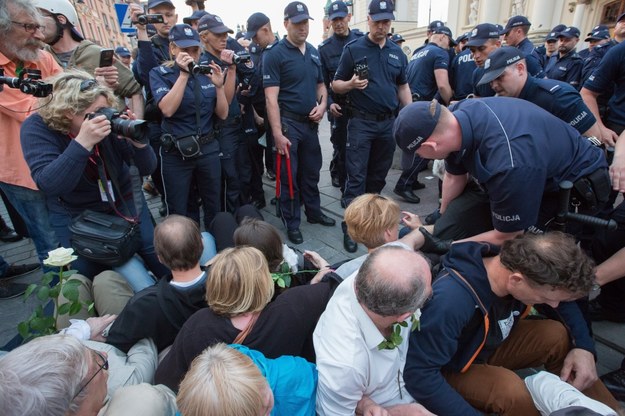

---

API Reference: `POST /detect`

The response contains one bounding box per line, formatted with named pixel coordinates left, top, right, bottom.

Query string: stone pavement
left=0, top=119, right=623, bottom=379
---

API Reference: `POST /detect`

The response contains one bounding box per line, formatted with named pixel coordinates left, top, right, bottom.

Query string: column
left=480, top=0, right=502, bottom=25
left=528, top=0, right=560, bottom=33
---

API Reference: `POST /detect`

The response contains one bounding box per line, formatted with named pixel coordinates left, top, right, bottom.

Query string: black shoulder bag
left=69, top=145, right=143, bottom=267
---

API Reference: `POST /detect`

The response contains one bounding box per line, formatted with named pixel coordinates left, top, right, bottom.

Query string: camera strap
left=193, top=76, right=202, bottom=136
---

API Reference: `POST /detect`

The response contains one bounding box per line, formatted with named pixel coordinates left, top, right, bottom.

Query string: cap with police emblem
left=328, top=1, right=349, bottom=21
left=477, top=46, right=525, bottom=86
left=147, top=0, right=174, bottom=10
left=466, top=23, right=501, bottom=47
left=391, top=33, right=405, bottom=44
left=183, top=10, right=208, bottom=25
left=585, top=29, right=610, bottom=42
left=500, top=15, right=531, bottom=35
left=558, top=26, right=580, bottom=39
left=114, top=46, right=131, bottom=57
left=546, top=24, right=566, bottom=41
left=432, top=25, right=456, bottom=46
left=168, top=24, right=201, bottom=48
left=455, top=32, right=470, bottom=44
left=368, top=0, right=395, bottom=22
left=587, top=24, right=608, bottom=36
left=284, top=2, right=313, bottom=23
left=394, top=100, right=442, bottom=153
left=197, top=13, right=234, bottom=34
left=428, top=20, right=444, bottom=31
left=244, top=12, right=270, bottom=39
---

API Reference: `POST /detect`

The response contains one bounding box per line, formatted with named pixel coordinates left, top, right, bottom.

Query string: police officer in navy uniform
left=333, top=0, right=411, bottom=252
left=466, top=23, right=501, bottom=97
left=197, top=13, right=254, bottom=212
left=394, top=98, right=609, bottom=246
left=479, top=47, right=601, bottom=138
left=545, top=26, right=583, bottom=90
left=449, top=33, right=476, bottom=101
left=581, top=28, right=612, bottom=83
left=149, top=24, right=228, bottom=228
left=393, top=25, right=455, bottom=204
left=499, top=15, right=544, bottom=77
left=263, top=2, right=334, bottom=245
left=318, top=1, right=363, bottom=194
left=535, top=24, right=566, bottom=68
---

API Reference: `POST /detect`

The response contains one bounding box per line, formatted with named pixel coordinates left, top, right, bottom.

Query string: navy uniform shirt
left=449, top=49, right=476, bottom=100
left=246, top=38, right=278, bottom=109
left=406, top=42, right=450, bottom=101
left=518, top=76, right=597, bottom=134
left=582, top=39, right=617, bottom=83
left=334, top=35, right=408, bottom=114
left=545, top=51, right=583, bottom=89
left=445, top=97, right=606, bottom=233
left=472, top=67, right=496, bottom=97
left=149, top=64, right=218, bottom=137
left=516, top=38, right=544, bottom=78
left=578, top=47, right=590, bottom=60
left=263, top=38, right=323, bottom=116
left=584, top=40, right=625, bottom=126
left=319, top=28, right=363, bottom=106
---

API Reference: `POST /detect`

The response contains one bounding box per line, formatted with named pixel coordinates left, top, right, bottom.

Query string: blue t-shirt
left=318, top=29, right=364, bottom=105
left=334, top=35, right=408, bottom=113
left=446, top=97, right=607, bottom=233
left=545, top=51, right=583, bottom=89
left=584, top=40, right=625, bottom=126
left=406, top=42, right=450, bottom=101
left=449, top=49, right=477, bottom=100
left=262, top=38, right=323, bottom=116
left=518, top=76, right=597, bottom=134
left=149, top=64, right=218, bottom=137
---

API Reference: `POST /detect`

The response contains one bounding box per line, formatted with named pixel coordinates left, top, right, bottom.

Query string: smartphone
left=99, top=48, right=114, bottom=67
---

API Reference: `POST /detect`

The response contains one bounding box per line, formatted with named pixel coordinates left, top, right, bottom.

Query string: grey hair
left=0, top=334, right=90, bottom=416
left=0, top=0, right=42, bottom=36
left=355, top=245, right=430, bottom=317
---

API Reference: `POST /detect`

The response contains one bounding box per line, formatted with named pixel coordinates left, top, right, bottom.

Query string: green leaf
left=390, top=332, right=402, bottom=345
left=283, top=274, right=292, bottom=288
left=48, top=285, right=60, bottom=298
left=398, top=320, right=408, bottom=327
left=276, top=277, right=286, bottom=288
left=64, top=269, right=78, bottom=277
left=61, top=281, right=80, bottom=302
left=36, top=286, right=50, bottom=302
left=57, top=302, right=71, bottom=315
left=86, top=301, right=95, bottom=314
left=30, top=317, right=49, bottom=331
left=23, top=283, right=38, bottom=300
left=41, top=273, right=54, bottom=286
left=17, top=321, right=30, bottom=339
left=69, top=302, right=83, bottom=316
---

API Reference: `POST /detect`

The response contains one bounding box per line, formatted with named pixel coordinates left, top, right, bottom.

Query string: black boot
left=342, top=221, right=358, bottom=253
left=419, top=227, right=452, bottom=254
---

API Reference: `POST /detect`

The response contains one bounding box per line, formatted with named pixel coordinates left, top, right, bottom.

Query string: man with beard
left=0, top=0, right=60, bottom=273
left=263, top=1, right=333, bottom=245
left=545, top=26, right=583, bottom=90
left=332, top=0, right=411, bottom=253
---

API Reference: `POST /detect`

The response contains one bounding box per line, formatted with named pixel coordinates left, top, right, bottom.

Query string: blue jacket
left=404, top=241, right=596, bottom=416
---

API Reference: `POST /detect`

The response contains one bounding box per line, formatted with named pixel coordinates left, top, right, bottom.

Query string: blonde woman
left=155, top=246, right=337, bottom=391
left=20, top=69, right=168, bottom=290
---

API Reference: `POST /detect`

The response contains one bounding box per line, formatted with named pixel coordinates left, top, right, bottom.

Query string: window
left=601, top=0, right=625, bottom=25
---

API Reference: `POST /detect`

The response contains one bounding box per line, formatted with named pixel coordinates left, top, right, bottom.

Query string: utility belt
left=571, top=168, right=611, bottom=213
left=160, top=131, right=215, bottom=160
left=347, top=107, right=396, bottom=121
left=215, top=115, right=242, bottom=128
left=281, top=109, right=318, bottom=130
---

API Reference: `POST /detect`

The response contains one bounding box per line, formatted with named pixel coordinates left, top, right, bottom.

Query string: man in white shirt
left=314, top=245, right=434, bottom=415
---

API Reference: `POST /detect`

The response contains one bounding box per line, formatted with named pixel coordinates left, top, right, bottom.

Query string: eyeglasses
left=73, top=350, right=108, bottom=400
left=79, top=79, right=98, bottom=92
left=11, top=21, right=45, bottom=34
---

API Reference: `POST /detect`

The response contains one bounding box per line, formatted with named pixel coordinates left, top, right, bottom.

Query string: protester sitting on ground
left=177, top=343, right=317, bottom=416
left=20, top=69, right=168, bottom=291
left=59, top=215, right=217, bottom=353
left=155, top=246, right=338, bottom=391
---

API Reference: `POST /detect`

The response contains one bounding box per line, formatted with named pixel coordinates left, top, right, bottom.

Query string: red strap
left=275, top=152, right=281, bottom=198
left=285, top=155, right=294, bottom=199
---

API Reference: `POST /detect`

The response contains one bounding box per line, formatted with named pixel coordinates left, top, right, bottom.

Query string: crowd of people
left=1, top=0, right=625, bottom=414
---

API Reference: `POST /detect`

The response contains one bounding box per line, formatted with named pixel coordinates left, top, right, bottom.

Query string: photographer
left=20, top=70, right=168, bottom=290
left=149, top=24, right=227, bottom=227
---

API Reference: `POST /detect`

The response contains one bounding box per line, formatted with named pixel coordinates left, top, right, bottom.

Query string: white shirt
left=313, top=273, right=415, bottom=415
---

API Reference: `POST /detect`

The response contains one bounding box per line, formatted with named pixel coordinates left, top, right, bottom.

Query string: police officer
left=333, top=0, right=411, bottom=252
left=394, top=97, right=609, bottom=246
left=263, top=2, right=334, bottom=245
left=449, top=32, right=476, bottom=101
left=581, top=28, right=612, bottom=83
left=499, top=15, right=543, bottom=77
left=466, top=23, right=501, bottom=97
left=394, top=25, right=454, bottom=204
left=535, top=24, right=566, bottom=68
left=197, top=13, right=253, bottom=212
left=149, top=24, right=228, bottom=228
left=318, top=1, right=363, bottom=193
left=479, top=47, right=601, bottom=138
left=545, top=26, right=583, bottom=89
left=182, top=9, right=208, bottom=31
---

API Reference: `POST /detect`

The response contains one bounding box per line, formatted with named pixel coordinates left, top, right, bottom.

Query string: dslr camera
left=188, top=62, right=212, bottom=76
left=136, top=14, right=164, bottom=25
left=354, top=58, right=369, bottom=81
left=87, top=108, right=148, bottom=144
left=0, top=68, right=52, bottom=97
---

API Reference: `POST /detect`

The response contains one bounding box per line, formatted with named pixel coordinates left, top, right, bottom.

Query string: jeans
left=0, top=182, right=58, bottom=271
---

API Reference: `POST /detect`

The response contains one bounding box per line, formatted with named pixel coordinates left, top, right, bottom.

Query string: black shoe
left=0, top=226, right=22, bottom=243
left=424, top=208, right=442, bottom=225
left=252, top=198, right=266, bottom=209
left=588, top=299, right=625, bottom=323
left=0, top=282, right=28, bottom=299
left=600, top=368, right=625, bottom=402
left=412, top=180, right=426, bottom=190
left=393, top=189, right=421, bottom=204
left=0, top=263, right=41, bottom=281
left=419, top=227, right=452, bottom=255
left=331, top=176, right=340, bottom=188
left=265, top=170, right=276, bottom=181
left=307, top=213, right=336, bottom=226
left=270, top=197, right=277, bottom=206
left=287, top=229, right=303, bottom=244
left=343, top=232, right=358, bottom=253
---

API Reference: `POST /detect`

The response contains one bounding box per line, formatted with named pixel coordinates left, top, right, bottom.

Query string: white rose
left=44, top=247, right=78, bottom=267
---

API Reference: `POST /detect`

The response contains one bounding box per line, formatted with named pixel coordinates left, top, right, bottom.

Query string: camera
left=136, top=14, right=164, bottom=25
left=354, top=57, right=369, bottom=81
left=87, top=107, right=148, bottom=144
left=0, top=68, right=52, bottom=97
left=232, top=52, right=251, bottom=65
left=188, top=62, right=212, bottom=76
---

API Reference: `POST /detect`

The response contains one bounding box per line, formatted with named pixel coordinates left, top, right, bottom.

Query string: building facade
left=73, top=0, right=133, bottom=49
